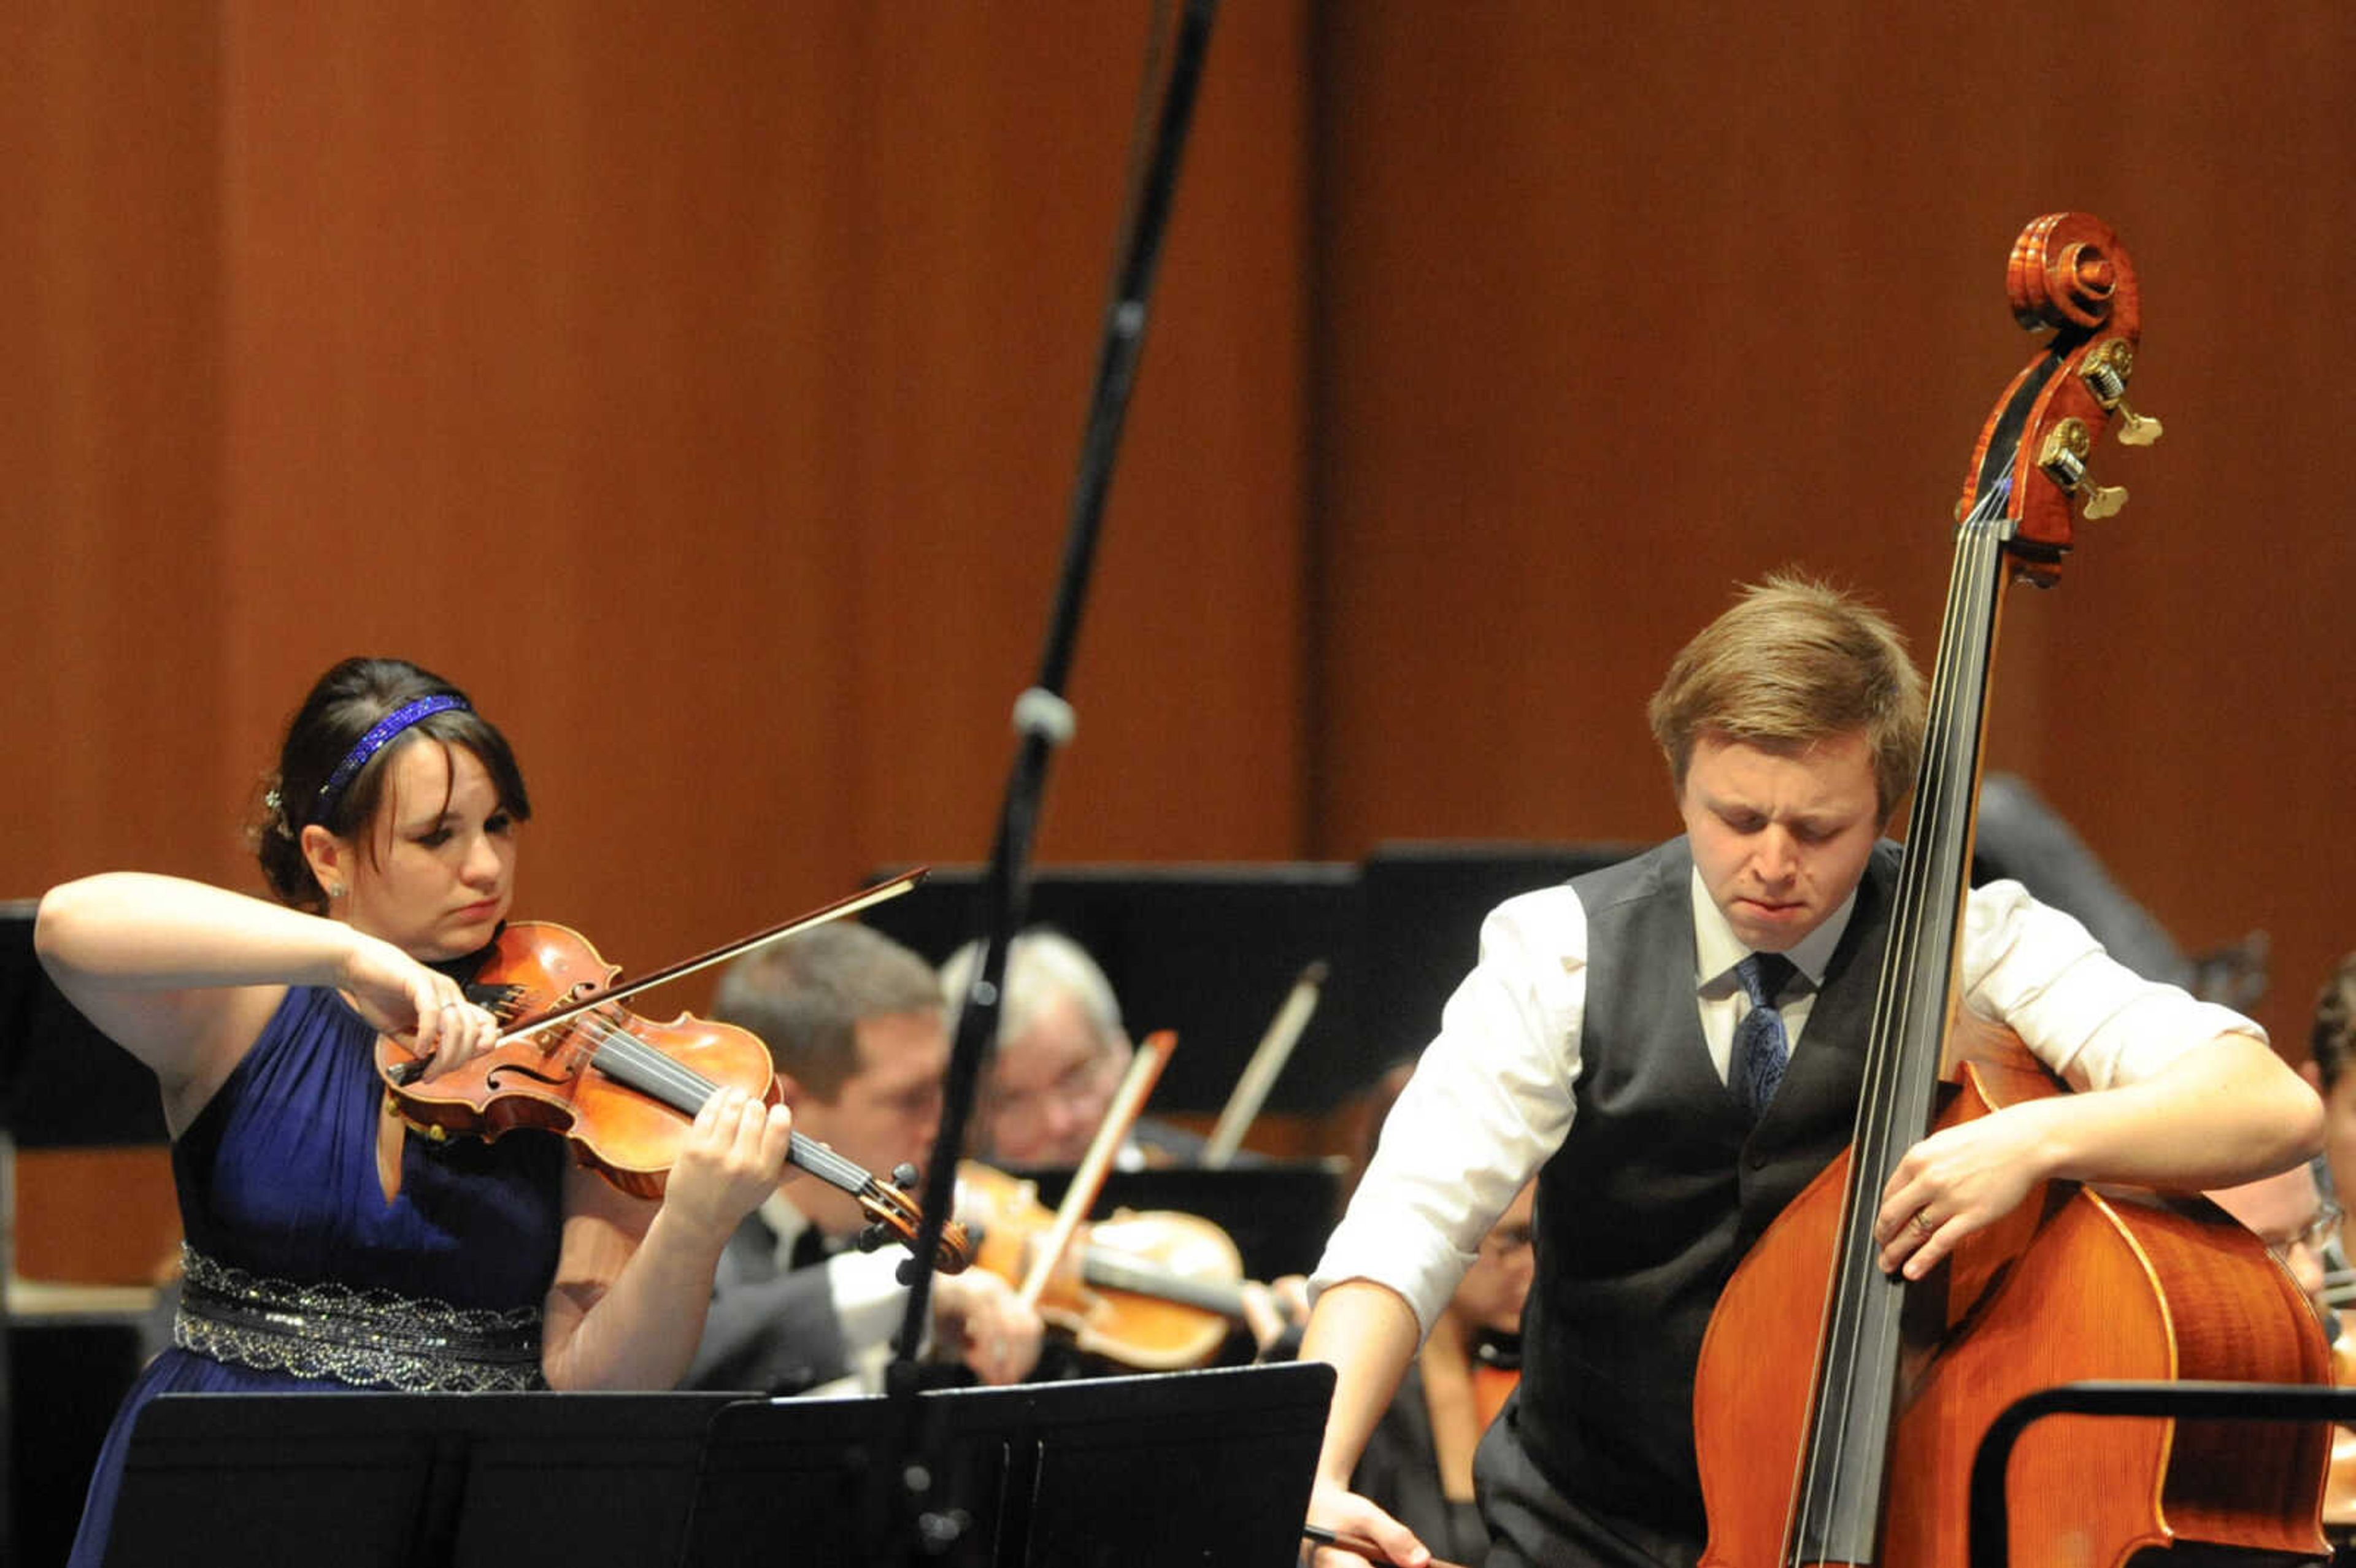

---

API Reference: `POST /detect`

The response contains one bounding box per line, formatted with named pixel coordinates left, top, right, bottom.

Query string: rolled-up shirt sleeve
left=1959, top=878, right=2266, bottom=1091
left=1310, top=885, right=1590, bottom=1337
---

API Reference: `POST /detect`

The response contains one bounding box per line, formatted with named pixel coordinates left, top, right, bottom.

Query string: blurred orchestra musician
left=2211, top=1161, right=2339, bottom=1331
left=940, top=927, right=1207, bottom=1169
left=1354, top=1166, right=1535, bottom=1566
left=2212, top=1151, right=2356, bottom=1553
left=1250, top=1059, right=1531, bottom=1563
left=684, top=923, right=1042, bottom=1395
left=2298, top=953, right=2356, bottom=1556
left=1360, top=1062, right=1534, bottom=1562
left=2308, top=953, right=2356, bottom=1267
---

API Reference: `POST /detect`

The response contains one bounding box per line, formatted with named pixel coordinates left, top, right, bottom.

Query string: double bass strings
left=1790, top=480, right=2014, bottom=1558
left=1808, top=503, right=2006, bottom=1545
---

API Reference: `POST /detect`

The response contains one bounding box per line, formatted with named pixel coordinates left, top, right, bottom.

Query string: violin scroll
left=1960, top=212, right=2163, bottom=580
left=854, top=1159, right=973, bottom=1278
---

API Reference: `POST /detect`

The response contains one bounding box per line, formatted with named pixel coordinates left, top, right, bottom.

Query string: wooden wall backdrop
left=2, top=2, right=1315, bottom=1013
left=6, top=1, right=2352, bottom=1071
left=1308, top=2, right=2356, bottom=1052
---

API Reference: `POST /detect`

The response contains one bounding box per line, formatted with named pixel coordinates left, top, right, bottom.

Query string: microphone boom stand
left=871, top=2, right=1220, bottom=1560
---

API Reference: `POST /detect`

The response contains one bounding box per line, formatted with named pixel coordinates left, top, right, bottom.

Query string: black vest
left=1511, top=836, right=1902, bottom=1540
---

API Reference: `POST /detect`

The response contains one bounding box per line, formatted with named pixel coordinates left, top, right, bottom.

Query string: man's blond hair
left=1647, top=572, right=1927, bottom=818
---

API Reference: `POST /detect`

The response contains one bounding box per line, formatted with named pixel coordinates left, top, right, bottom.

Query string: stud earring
left=326, top=883, right=347, bottom=901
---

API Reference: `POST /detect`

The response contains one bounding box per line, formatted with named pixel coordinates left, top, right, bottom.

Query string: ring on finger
left=1911, top=1210, right=1935, bottom=1237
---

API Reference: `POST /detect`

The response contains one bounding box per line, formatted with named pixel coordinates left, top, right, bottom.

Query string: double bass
left=1692, top=215, right=2330, bottom=1568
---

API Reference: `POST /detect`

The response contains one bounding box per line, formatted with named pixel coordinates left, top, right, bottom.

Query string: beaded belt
left=174, top=1245, right=545, bottom=1393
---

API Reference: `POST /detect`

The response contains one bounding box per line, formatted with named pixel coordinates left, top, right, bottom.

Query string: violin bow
left=489, top=869, right=926, bottom=1045
left=1300, top=1521, right=1470, bottom=1568
left=1202, top=959, right=1327, bottom=1168
left=1014, top=1028, right=1177, bottom=1310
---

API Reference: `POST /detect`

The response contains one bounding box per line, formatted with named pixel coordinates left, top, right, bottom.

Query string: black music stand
left=4, top=900, right=175, bottom=1566
left=103, top=1391, right=741, bottom=1568
left=685, top=1361, right=1334, bottom=1567
left=0, top=900, right=169, bottom=1148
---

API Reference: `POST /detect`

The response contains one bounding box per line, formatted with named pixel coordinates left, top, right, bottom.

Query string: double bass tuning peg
left=2113, top=404, right=2163, bottom=448
left=2038, top=418, right=2129, bottom=520
left=2082, top=339, right=2163, bottom=448
left=2077, top=481, right=2129, bottom=521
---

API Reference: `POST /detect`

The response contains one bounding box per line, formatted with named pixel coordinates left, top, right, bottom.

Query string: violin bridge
left=463, top=982, right=528, bottom=1021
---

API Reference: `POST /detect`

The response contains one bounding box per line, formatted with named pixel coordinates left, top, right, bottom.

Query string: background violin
left=955, top=1159, right=1250, bottom=1370
left=379, top=915, right=969, bottom=1274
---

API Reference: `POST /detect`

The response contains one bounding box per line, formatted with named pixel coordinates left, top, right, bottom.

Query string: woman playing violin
left=36, top=657, right=797, bottom=1568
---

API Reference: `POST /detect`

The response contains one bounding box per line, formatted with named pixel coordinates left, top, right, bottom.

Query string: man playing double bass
left=1299, top=573, right=2324, bottom=1568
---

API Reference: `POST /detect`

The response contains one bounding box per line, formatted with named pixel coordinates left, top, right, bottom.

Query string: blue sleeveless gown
left=67, top=985, right=568, bottom=1567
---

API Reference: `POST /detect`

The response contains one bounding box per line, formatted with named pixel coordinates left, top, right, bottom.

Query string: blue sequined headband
left=307, top=694, right=469, bottom=826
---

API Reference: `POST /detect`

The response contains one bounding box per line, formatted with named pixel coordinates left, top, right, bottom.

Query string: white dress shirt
left=1312, top=867, right=2266, bottom=1338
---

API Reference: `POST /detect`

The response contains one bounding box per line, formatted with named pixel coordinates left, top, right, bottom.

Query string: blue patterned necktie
left=1733, top=952, right=1800, bottom=1116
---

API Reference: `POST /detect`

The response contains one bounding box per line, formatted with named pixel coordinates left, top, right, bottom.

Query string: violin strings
left=571, top=1006, right=725, bottom=1111
left=551, top=1009, right=880, bottom=1197
left=1082, top=1252, right=1248, bottom=1318
left=570, top=1010, right=849, bottom=1180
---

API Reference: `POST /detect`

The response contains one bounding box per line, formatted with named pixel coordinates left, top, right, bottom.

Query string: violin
left=379, top=915, right=970, bottom=1274
left=955, top=1159, right=1249, bottom=1370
